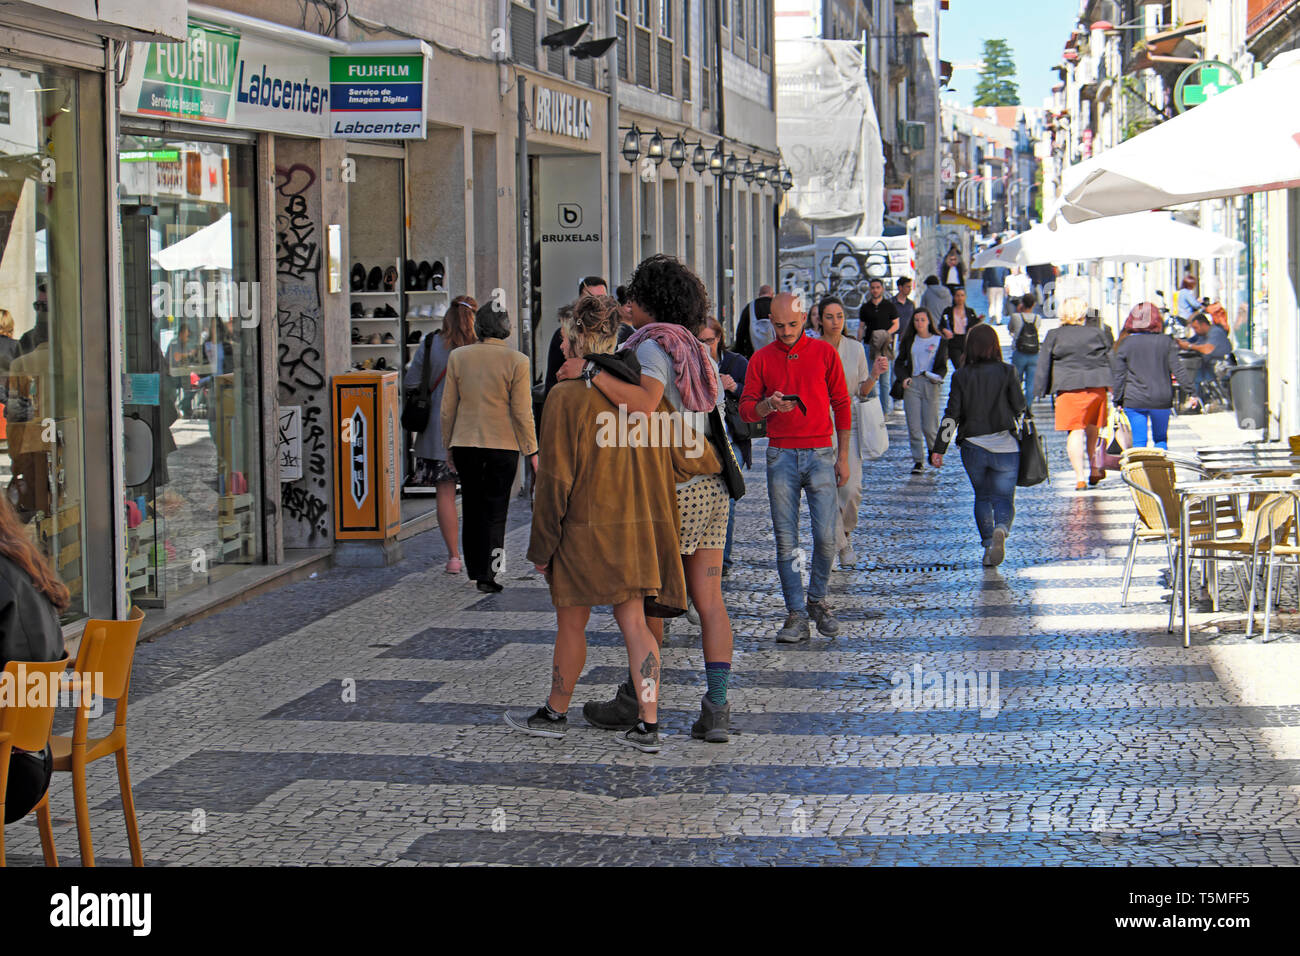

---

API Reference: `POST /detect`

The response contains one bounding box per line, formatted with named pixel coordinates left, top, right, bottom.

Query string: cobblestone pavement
left=10, top=367, right=1300, bottom=866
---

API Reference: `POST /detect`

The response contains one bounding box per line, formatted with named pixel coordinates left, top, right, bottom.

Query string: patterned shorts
left=414, top=457, right=456, bottom=485
left=676, top=473, right=731, bottom=555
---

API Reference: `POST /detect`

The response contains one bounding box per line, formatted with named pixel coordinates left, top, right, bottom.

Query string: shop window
left=117, top=135, right=263, bottom=606
left=0, top=68, right=88, bottom=622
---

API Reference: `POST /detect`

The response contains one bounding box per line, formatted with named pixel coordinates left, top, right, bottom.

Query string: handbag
left=857, top=396, right=888, bottom=459
left=1014, top=414, right=1049, bottom=487
left=724, top=392, right=765, bottom=441
left=706, top=405, right=746, bottom=500
left=400, top=334, right=442, bottom=433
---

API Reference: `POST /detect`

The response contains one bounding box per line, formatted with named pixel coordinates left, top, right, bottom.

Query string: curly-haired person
left=556, top=254, right=737, bottom=747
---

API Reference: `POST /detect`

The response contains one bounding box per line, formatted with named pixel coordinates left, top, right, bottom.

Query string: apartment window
left=617, top=1, right=630, bottom=78
left=660, top=0, right=673, bottom=37
left=546, top=0, right=564, bottom=14
left=546, top=1, right=566, bottom=75
left=635, top=2, right=653, bottom=87
left=638, top=0, right=651, bottom=26
left=511, top=2, right=538, bottom=67
left=681, top=0, right=691, bottom=101
left=735, top=0, right=745, bottom=40
left=575, top=0, right=592, bottom=18
left=658, top=0, right=674, bottom=95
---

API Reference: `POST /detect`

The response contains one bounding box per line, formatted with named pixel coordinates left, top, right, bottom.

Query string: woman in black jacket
left=1035, top=297, right=1116, bottom=490
left=1113, top=302, right=1192, bottom=451
left=931, top=324, right=1027, bottom=567
left=0, top=494, right=69, bottom=825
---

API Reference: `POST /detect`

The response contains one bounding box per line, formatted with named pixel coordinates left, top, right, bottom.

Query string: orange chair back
left=73, top=607, right=145, bottom=704
left=0, top=653, right=72, bottom=751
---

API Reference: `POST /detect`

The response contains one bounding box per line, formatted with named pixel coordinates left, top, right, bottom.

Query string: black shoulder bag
left=706, top=405, right=746, bottom=500
left=400, top=334, right=438, bottom=433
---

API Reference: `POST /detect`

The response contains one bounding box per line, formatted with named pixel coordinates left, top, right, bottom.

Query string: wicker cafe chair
left=49, top=606, right=146, bottom=867
left=1245, top=494, right=1300, bottom=640
left=0, top=653, right=71, bottom=866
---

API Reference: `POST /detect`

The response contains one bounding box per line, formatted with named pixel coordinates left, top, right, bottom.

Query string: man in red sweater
left=740, top=292, right=851, bottom=643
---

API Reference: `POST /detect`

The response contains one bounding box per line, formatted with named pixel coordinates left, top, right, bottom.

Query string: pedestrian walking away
left=894, top=307, right=949, bottom=474
left=734, top=284, right=775, bottom=358
left=1113, top=302, right=1192, bottom=450
left=820, top=296, right=889, bottom=567
left=441, top=301, right=538, bottom=592
left=940, top=285, right=982, bottom=370
left=700, top=316, right=751, bottom=577
left=857, top=278, right=900, bottom=412
left=740, top=292, right=851, bottom=644
left=1034, top=297, right=1115, bottom=491
left=557, top=254, right=736, bottom=746
left=1008, top=294, right=1042, bottom=404
left=404, top=294, right=477, bottom=575
left=982, top=266, right=1008, bottom=325
left=508, top=295, right=683, bottom=754
left=931, top=323, right=1028, bottom=568
left=919, top=275, right=953, bottom=334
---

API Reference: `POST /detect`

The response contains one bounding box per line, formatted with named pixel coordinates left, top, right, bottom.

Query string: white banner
left=776, top=39, right=883, bottom=232
left=536, top=155, right=604, bottom=361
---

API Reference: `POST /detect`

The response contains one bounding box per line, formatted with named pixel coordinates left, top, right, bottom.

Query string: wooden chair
left=50, top=606, right=146, bottom=867
left=0, top=653, right=70, bottom=867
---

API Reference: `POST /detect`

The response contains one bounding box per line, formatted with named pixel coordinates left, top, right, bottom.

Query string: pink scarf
left=623, top=323, right=719, bottom=413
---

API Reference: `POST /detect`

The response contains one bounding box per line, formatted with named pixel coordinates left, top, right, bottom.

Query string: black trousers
left=451, top=446, right=519, bottom=583
left=5, top=746, right=52, bottom=824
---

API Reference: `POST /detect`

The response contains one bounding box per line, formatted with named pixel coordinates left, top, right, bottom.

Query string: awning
left=1054, top=52, right=1300, bottom=224
left=972, top=211, right=1243, bottom=268
left=152, top=214, right=232, bottom=272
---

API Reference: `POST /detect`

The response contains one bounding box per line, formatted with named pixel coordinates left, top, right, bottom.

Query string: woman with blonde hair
left=1035, top=297, right=1115, bottom=490
left=406, top=295, right=477, bottom=573
left=509, top=294, right=683, bottom=754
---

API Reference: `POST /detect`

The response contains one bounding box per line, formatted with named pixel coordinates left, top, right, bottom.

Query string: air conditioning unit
left=896, top=121, right=926, bottom=151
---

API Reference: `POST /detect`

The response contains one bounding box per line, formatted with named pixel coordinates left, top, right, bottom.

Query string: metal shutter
left=511, top=4, right=536, bottom=67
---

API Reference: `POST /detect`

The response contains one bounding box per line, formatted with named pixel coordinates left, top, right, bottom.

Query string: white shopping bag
left=857, top=396, right=888, bottom=460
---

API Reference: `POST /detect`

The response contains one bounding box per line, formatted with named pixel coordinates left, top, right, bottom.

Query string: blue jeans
left=877, top=362, right=894, bottom=413
left=959, top=443, right=1020, bottom=547
left=766, top=445, right=838, bottom=613
left=1012, top=350, right=1036, bottom=404
left=1125, top=408, right=1171, bottom=450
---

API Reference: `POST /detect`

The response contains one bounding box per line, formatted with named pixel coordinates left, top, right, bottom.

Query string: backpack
left=1014, top=315, right=1040, bottom=355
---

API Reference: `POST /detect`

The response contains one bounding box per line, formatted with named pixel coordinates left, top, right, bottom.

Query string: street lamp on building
left=723, top=153, right=738, bottom=182
left=668, top=135, right=686, bottom=170
left=621, top=125, right=641, bottom=165
left=691, top=144, right=708, bottom=174
left=646, top=130, right=665, bottom=165
left=741, top=158, right=755, bottom=183
left=708, top=143, right=725, bottom=177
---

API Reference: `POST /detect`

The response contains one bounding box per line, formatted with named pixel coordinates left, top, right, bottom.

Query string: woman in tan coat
left=440, top=301, right=538, bottom=592
left=507, top=295, right=683, bottom=754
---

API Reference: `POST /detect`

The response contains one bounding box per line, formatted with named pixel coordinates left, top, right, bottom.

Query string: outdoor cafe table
left=1175, top=476, right=1300, bottom=647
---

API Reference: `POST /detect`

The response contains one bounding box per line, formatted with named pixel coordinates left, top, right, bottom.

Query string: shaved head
left=759, top=284, right=774, bottom=297
left=770, top=292, right=805, bottom=346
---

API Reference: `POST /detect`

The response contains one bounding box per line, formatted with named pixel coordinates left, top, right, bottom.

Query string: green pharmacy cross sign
left=1175, top=60, right=1243, bottom=113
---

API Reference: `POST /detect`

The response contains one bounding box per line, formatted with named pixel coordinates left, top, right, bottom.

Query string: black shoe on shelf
left=350, top=263, right=366, bottom=292
left=366, top=265, right=383, bottom=291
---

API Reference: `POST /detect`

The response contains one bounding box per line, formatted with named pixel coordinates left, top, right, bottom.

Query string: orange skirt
left=1054, top=387, right=1109, bottom=431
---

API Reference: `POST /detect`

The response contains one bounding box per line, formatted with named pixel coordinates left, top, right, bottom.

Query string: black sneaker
left=618, top=722, right=661, bottom=753
left=807, top=599, right=841, bottom=637
left=691, top=694, right=730, bottom=743
left=911, top=461, right=924, bottom=474
left=583, top=678, right=638, bottom=730
left=504, top=707, right=567, bottom=739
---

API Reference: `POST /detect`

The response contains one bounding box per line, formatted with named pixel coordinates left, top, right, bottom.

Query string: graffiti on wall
left=274, top=157, right=331, bottom=544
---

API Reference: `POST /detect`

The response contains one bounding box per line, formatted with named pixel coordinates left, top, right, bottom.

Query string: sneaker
left=582, top=678, right=639, bottom=730
left=618, top=722, right=661, bottom=753
left=504, top=707, right=567, bottom=739
left=806, top=599, right=841, bottom=636
left=983, top=527, right=1007, bottom=567
left=838, top=546, right=857, bottom=567
left=911, top=461, right=924, bottom=474
left=776, top=610, right=811, bottom=644
left=690, top=694, right=730, bottom=743
left=685, top=601, right=700, bottom=625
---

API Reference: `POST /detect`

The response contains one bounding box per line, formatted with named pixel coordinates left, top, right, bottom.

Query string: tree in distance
left=974, top=39, right=1020, bottom=106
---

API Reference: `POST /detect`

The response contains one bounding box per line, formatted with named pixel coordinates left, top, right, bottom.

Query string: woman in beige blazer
left=441, top=301, right=538, bottom=592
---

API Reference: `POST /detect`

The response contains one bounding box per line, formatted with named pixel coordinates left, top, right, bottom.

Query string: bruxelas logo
left=595, top=405, right=708, bottom=459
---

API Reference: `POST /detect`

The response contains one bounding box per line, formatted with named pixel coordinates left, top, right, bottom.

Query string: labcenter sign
left=122, top=19, right=430, bottom=139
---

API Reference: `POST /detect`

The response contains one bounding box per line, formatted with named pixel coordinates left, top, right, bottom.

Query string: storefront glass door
left=118, top=135, right=263, bottom=605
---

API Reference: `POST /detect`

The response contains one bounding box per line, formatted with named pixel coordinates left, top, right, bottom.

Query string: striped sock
left=705, top=661, right=731, bottom=706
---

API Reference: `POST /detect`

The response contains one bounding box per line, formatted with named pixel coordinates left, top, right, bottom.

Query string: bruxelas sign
left=534, top=86, right=593, bottom=141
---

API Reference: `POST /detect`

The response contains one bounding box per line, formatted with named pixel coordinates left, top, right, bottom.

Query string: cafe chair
left=0, top=653, right=71, bottom=866
left=1245, top=495, right=1300, bottom=640
left=50, top=606, right=146, bottom=867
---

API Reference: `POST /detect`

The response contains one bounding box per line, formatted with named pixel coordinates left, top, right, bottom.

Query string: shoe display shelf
left=400, top=258, right=450, bottom=497
left=350, top=256, right=403, bottom=371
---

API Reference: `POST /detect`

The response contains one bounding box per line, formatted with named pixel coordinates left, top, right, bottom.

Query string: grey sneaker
left=984, top=527, right=1007, bottom=567
left=618, top=723, right=661, bottom=753
left=685, top=601, right=700, bottom=625
left=582, top=678, right=639, bottom=731
left=776, top=610, right=811, bottom=643
left=838, top=546, right=857, bottom=567
left=807, top=599, right=841, bottom=636
left=504, top=706, right=567, bottom=739
left=690, top=694, right=730, bottom=743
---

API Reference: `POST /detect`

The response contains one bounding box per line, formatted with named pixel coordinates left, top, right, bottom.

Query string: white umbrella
left=971, top=212, right=1243, bottom=269
left=151, top=213, right=232, bottom=272
left=1054, top=53, right=1300, bottom=224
